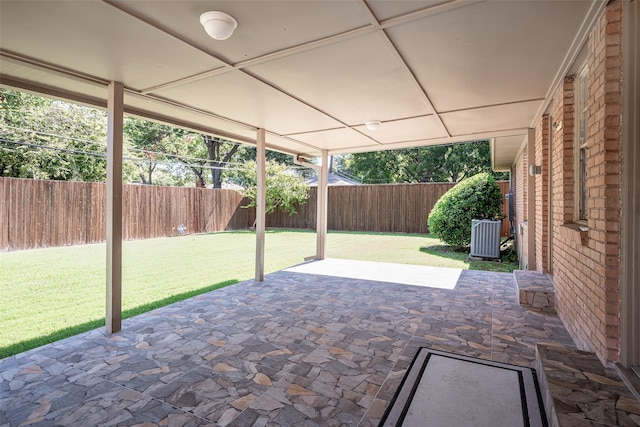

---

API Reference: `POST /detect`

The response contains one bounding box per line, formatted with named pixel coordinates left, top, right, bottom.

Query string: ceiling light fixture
left=365, top=120, right=382, bottom=131
left=200, top=11, right=237, bottom=40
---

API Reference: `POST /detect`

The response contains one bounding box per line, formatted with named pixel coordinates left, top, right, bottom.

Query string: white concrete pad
left=284, top=258, right=462, bottom=290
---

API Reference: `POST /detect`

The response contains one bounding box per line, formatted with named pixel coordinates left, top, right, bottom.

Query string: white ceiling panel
left=246, top=31, right=433, bottom=125
left=154, top=70, right=343, bottom=136
left=291, top=128, right=377, bottom=151
left=387, top=0, right=595, bottom=112
left=366, top=0, right=452, bottom=21
left=441, top=100, right=542, bottom=136
left=356, top=115, right=448, bottom=144
left=264, top=134, right=318, bottom=157
left=0, top=0, right=224, bottom=91
left=123, top=91, right=256, bottom=141
left=492, top=135, right=527, bottom=171
left=0, top=58, right=108, bottom=107
left=111, top=0, right=370, bottom=65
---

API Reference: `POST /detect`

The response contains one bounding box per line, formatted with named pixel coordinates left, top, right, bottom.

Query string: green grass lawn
left=0, top=230, right=517, bottom=358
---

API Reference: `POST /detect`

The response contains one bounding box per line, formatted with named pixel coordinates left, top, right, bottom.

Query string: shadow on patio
left=1, top=263, right=575, bottom=426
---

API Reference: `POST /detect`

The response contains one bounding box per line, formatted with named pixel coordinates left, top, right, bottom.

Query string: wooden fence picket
left=0, top=177, right=510, bottom=252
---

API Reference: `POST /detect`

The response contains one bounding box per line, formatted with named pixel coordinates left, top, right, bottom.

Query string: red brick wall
left=549, top=1, right=623, bottom=364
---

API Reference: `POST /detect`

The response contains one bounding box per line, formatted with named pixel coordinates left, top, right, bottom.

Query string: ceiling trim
left=1, top=49, right=109, bottom=87
left=0, top=75, right=107, bottom=109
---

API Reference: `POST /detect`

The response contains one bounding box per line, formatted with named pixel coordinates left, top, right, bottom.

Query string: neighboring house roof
left=306, top=172, right=360, bottom=186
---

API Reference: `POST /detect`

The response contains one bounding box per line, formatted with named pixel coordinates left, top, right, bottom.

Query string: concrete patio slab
left=285, top=258, right=462, bottom=290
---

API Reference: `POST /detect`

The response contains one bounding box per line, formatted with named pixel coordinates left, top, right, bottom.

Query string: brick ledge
left=559, top=223, right=589, bottom=246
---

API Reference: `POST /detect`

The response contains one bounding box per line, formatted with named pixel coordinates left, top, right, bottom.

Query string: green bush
left=428, top=172, right=503, bottom=248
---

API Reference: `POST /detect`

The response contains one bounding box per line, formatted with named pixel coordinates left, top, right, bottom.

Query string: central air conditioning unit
left=470, top=219, right=502, bottom=259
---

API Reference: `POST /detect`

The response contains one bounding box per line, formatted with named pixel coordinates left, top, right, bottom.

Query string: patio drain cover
left=379, top=348, right=547, bottom=427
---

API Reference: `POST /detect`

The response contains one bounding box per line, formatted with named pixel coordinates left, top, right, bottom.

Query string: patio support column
left=255, top=128, right=266, bottom=282
left=620, top=0, right=639, bottom=368
left=106, top=81, right=124, bottom=333
left=316, top=149, right=328, bottom=259
left=527, top=128, right=536, bottom=271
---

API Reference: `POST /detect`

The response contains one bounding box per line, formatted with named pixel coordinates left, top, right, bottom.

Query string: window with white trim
left=575, top=65, right=589, bottom=221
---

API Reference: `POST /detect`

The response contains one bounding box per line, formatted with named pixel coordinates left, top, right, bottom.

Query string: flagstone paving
left=1, top=269, right=580, bottom=426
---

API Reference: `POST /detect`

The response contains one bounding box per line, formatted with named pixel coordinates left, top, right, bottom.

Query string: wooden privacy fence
left=0, top=177, right=252, bottom=251
left=266, top=181, right=511, bottom=236
left=1, top=177, right=510, bottom=252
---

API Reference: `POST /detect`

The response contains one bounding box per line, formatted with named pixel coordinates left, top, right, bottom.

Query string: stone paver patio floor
left=0, top=266, right=576, bottom=426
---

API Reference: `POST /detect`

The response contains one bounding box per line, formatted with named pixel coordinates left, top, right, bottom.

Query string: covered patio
left=2, top=265, right=580, bottom=426
left=2, top=0, right=640, bottom=425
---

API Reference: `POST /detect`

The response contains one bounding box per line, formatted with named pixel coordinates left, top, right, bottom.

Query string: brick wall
left=549, top=1, right=623, bottom=364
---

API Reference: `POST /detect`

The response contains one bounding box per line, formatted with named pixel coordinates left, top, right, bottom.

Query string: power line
left=1, top=125, right=106, bottom=146
left=0, top=124, right=310, bottom=169
left=0, top=139, right=107, bottom=158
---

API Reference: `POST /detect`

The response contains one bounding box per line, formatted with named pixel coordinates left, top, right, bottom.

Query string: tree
left=226, top=160, right=309, bottom=219
left=124, top=118, right=248, bottom=188
left=203, top=135, right=244, bottom=188
left=344, top=150, right=407, bottom=184
left=345, top=140, right=508, bottom=184
left=0, top=88, right=108, bottom=181
left=124, top=118, right=205, bottom=187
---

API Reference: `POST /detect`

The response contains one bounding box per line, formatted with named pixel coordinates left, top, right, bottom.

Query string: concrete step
left=514, top=270, right=555, bottom=312
left=535, top=343, right=640, bottom=426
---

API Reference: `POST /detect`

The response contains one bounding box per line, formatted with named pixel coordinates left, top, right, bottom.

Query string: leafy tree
left=427, top=172, right=504, bottom=248
left=345, top=150, right=407, bottom=183
left=345, top=140, right=507, bottom=184
left=227, top=160, right=309, bottom=219
left=0, top=89, right=108, bottom=181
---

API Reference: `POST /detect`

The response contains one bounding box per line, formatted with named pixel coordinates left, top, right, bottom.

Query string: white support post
left=106, top=81, right=124, bottom=333
left=316, top=149, right=329, bottom=260
left=255, top=128, right=266, bottom=282
left=527, top=128, right=536, bottom=271
left=620, top=0, right=639, bottom=368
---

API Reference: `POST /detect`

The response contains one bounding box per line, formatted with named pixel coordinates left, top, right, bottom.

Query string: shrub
left=428, top=172, right=503, bottom=248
